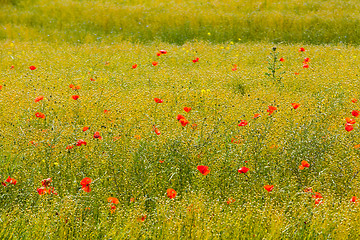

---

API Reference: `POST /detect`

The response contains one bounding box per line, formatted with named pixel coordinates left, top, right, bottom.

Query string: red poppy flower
left=137, top=215, right=147, bottom=222
left=303, top=58, right=310, bottom=63
left=110, top=205, right=116, bottom=213
left=346, top=118, right=356, bottom=125
left=345, top=124, right=354, bottom=132
left=82, top=185, right=91, bottom=193
left=80, top=177, right=92, bottom=192
left=104, top=109, right=109, bottom=114
left=238, top=167, right=249, bottom=173
left=153, top=126, right=161, bottom=135
left=66, top=145, right=74, bottom=150
left=132, top=64, right=137, bottom=69
left=238, top=120, right=248, bottom=126
left=130, top=197, right=135, bottom=203
left=232, top=64, right=237, bottom=71
left=156, top=52, right=161, bottom=56
left=72, top=95, right=79, bottom=100
left=37, top=187, right=47, bottom=195
left=154, top=98, right=163, bottom=103
left=90, top=78, right=95, bottom=82
left=314, top=198, right=323, bottom=205
left=1, top=182, right=6, bottom=187
left=152, top=61, right=158, bottom=66
left=47, top=187, right=58, bottom=195
left=93, top=131, right=102, bottom=139
left=29, top=141, right=38, bottom=146
left=29, top=66, right=36, bottom=70
left=303, top=63, right=309, bottom=68
left=80, top=177, right=91, bottom=186
left=301, top=160, right=310, bottom=168
left=41, top=178, right=52, bottom=187
left=267, top=106, right=277, bottom=115
left=10, top=65, right=14, bottom=69
left=291, top=103, right=300, bottom=109
left=35, top=96, right=44, bottom=102
left=69, top=84, right=75, bottom=89
left=227, top=197, right=235, bottom=205
left=177, top=115, right=185, bottom=120
left=352, top=110, right=360, bottom=117
left=264, top=185, right=274, bottom=192
left=231, top=136, right=243, bottom=144
left=294, top=72, right=300, bottom=75
left=76, top=139, right=87, bottom=146
left=6, top=176, right=17, bottom=185
left=82, top=126, right=89, bottom=132
left=167, top=188, right=177, bottom=199
left=35, top=112, right=45, bottom=119
left=192, top=57, right=199, bottom=63
left=184, top=107, right=191, bottom=113
left=312, top=192, right=323, bottom=199
left=179, top=118, right=189, bottom=127
left=197, top=165, right=210, bottom=176
left=352, top=99, right=357, bottom=103
left=108, top=197, right=119, bottom=204
left=279, top=58, right=285, bottom=62
left=159, top=50, right=167, bottom=54
left=299, top=47, right=305, bottom=52
left=253, top=113, right=261, bottom=119
left=351, top=196, right=357, bottom=203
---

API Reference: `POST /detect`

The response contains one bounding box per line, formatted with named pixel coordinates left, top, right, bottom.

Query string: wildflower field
left=2, top=0, right=360, bottom=239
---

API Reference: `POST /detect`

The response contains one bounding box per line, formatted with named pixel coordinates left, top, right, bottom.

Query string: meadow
left=2, top=0, right=360, bottom=239
left=1, top=0, right=360, bottom=45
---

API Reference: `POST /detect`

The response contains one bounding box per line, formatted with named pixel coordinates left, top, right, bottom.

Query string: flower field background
left=2, top=0, right=360, bottom=239
left=1, top=0, right=360, bottom=45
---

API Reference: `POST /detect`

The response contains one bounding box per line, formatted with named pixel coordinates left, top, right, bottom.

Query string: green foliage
left=265, top=47, right=285, bottom=86
left=232, top=81, right=246, bottom=95
left=0, top=0, right=360, bottom=44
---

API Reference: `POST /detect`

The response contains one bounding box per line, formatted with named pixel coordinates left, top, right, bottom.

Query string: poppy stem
left=154, top=103, right=158, bottom=126
left=244, top=173, right=250, bottom=181
left=111, top=167, right=121, bottom=196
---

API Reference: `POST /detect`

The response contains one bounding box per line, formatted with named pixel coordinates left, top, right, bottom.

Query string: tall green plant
left=265, top=47, right=284, bottom=87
